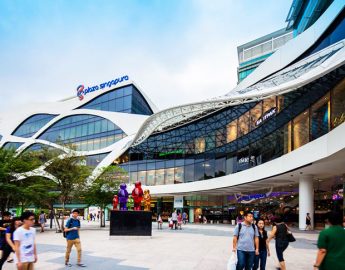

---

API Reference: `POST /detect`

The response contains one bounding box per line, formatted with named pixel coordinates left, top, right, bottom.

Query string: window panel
left=293, top=110, right=309, bottom=149
left=227, top=120, right=237, bottom=143
left=311, top=93, right=330, bottom=141
left=331, top=78, right=345, bottom=128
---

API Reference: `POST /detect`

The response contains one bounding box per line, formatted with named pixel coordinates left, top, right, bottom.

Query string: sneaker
left=77, top=263, right=86, bottom=267
left=65, top=262, right=72, bottom=267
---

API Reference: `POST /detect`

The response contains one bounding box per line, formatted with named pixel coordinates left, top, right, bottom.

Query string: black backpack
left=63, top=218, right=80, bottom=238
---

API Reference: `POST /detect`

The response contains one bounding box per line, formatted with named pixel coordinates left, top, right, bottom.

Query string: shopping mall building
left=1, top=0, right=344, bottom=229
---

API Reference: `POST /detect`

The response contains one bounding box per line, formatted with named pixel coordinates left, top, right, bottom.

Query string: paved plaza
left=2, top=220, right=319, bottom=270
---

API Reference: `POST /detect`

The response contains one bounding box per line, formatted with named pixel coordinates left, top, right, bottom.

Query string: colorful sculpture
left=118, top=183, right=129, bottom=210
left=112, top=195, right=119, bottom=210
left=127, top=195, right=134, bottom=210
left=132, top=181, right=144, bottom=211
left=143, top=189, right=151, bottom=211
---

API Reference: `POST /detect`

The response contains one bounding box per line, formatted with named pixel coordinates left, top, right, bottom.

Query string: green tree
left=82, top=165, right=126, bottom=227
left=0, top=147, right=41, bottom=213
left=45, top=151, right=90, bottom=231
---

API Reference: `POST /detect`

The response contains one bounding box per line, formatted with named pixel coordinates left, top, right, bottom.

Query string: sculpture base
left=109, top=210, right=152, bottom=236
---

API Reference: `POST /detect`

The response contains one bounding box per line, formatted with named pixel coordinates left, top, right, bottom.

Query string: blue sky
left=0, top=0, right=292, bottom=112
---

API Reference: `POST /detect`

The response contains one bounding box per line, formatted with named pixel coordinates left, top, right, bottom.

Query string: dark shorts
left=276, top=241, right=289, bottom=262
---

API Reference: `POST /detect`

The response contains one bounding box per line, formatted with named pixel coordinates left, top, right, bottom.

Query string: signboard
left=173, top=196, right=184, bottom=209
left=255, top=107, right=277, bottom=126
left=77, top=75, right=129, bottom=101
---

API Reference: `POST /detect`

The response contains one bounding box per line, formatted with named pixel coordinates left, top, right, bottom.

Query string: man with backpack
left=232, top=211, right=259, bottom=270
left=64, top=209, right=86, bottom=267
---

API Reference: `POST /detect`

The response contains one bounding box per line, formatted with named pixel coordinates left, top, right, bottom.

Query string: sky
left=0, top=0, right=292, bottom=113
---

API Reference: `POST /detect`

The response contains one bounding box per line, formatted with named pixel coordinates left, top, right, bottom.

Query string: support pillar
left=299, top=175, right=314, bottom=230
left=189, top=208, right=194, bottom=223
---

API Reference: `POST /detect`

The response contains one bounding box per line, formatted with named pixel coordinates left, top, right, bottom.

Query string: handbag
left=227, top=252, right=237, bottom=270
left=285, top=224, right=296, bottom=242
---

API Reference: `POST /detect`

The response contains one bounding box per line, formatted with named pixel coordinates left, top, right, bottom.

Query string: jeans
left=253, top=250, right=267, bottom=270
left=236, top=250, right=255, bottom=270
left=0, top=244, right=13, bottom=270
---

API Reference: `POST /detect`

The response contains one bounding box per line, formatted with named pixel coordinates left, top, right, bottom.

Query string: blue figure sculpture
left=118, top=183, right=129, bottom=210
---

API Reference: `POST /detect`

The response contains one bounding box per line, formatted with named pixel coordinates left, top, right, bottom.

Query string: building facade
left=1, top=0, right=345, bottom=229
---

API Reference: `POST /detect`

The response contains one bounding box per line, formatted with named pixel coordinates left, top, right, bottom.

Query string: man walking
left=233, top=211, right=259, bottom=270
left=171, top=210, right=178, bottom=230
left=64, top=209, right=86, bottom=267
left=14, top=211, right=37, bottom=270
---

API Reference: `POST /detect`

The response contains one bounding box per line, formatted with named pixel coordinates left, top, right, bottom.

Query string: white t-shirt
left=13, top=226, right=36, bottom=263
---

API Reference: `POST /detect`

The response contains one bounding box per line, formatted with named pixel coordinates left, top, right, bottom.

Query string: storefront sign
left=158, top=150, right=184, bottom=157
left=238, top=156, right=255, bottom=164
left=255, top=107, right=277, bottom=126
left=77, top=75, right=129, bottom=101
left=174, top=196, right=184, bottom=209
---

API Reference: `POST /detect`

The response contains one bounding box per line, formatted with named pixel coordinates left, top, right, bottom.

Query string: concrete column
left=189, top=208, right=194, bottom=223
left=299, top=175, right=314, bottom=230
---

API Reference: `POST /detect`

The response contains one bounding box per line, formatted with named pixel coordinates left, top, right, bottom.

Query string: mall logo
left=255, top=107, right=277, bottom=126
left=77, top=75, right=129, bottom=101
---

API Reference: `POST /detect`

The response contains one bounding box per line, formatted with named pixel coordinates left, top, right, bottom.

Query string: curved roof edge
left=230, top=0, right=345, bottom=94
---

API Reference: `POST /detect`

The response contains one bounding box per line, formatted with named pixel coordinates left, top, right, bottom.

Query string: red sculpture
left=131, top=181, right=144, bottom=211
left=112, top=195, right=119, bottom=210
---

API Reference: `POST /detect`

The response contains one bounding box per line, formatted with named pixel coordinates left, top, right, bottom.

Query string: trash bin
left=231, top=220, right=235, bottom=225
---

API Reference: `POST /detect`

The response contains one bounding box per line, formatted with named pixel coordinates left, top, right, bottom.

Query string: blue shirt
left=233, top=222, right=259, bottom=252
left=65, top=218, right=80, bottom=240
left=5, top=226, right=13, bottom=242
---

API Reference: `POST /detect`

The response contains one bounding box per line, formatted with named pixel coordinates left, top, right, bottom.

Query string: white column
left=189, top=208, right=194, bottom=223
left=299, top=175, right=314, bottom=230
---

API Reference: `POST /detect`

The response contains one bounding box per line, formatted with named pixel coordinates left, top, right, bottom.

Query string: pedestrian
left=97, top=214, right=99, bottom=222
left=232, top=211, right=259, bottom=270
left=38, top=211, right=46, bottom=233
left=266, top=216, right=290, bottom=270
left=253, top=219, right=270, bottom=270
left=177, top=213, right=182, bottom=230
left=14, top=211, right=37, bottom=270
left=313, top=211, right=345, bottom=270
left=64, top=209, right=86, bottom=267
left=171, top=210, right=178, bottom=230
left=0, top=212, right=12, bottom=264
left=198, top=214, right=202, bottom=224
left=0, top=217, right=22, bottom=269
left=89, top=213, right=93, bottom=222
left=157, top=214, right=163, bottom=230
left=182, top=212, right=187, bottom=225
left=305, top=213, right=312, bottom=230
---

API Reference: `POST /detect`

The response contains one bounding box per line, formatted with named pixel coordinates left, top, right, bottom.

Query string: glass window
left=215, top=157, right=226, bottom=177
left=263, top=96, right=276, bottom=114
left=249, top=141, right=262, bottom=167
left=311, top=93, right=330, bottom=141
left=227, top=120, right=237, bottom=143
left=129, top=172, right=138, bottom=184
left=123, top=96, right=132, bottom=110
left=194, top=161, right=204, bottom=181
left=184, top=164, right=194, bottom=182
left=331, top=78, right=345, bottom=128
left=138, top=171, right=146, bottom=185
left=115, top=88, right=124, bottom=98
left=156, top=169, right=165, bottom=185
left=237, top=147, right=250, bottom=172
left=250, top=102, right=262, bottom=130
left=277, top=95, right=285, bottom=112
left=283, top=121, right=292, bottom=154
left=238, top=112, right=249, bottom=137
left=204, top=159, right=215, bottom=179
left=174, top=167, right=184, bottom=184
left=194, top=138, right=205, bottom=154
left=205, top=135, right=215, bottom=151
left=215, top=128, right=226, bottom=147
left=115, top=98, right=124, bottom=111
left=146, top=170, right=155, bottom=186
left=293, top=110, right=309, bottom=150
left=165, top=168, right=174, bottom=184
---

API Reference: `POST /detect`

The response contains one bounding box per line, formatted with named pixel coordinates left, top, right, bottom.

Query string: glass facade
left=12, top=114, right=57, bottom=138
left=118, top=67, right=345, bottom=186
left=86, top=153, right=109, bottom=168
left=79, top=84, right=153, bottom=115
left=3, top=142, right=24, bottom=150
left=38, top=114, right=126, bottom=151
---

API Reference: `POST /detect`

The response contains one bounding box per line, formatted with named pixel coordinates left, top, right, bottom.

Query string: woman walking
left=0, top=217, right=22, bottom=269
left=267, top=216, right=289, bottom=270
left=253, top=219, right=270, bottom=270
left=39, top=211, right=46, bottom=233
